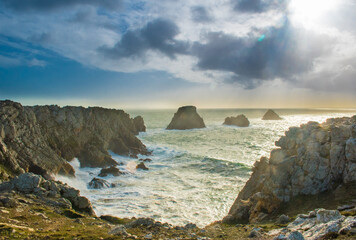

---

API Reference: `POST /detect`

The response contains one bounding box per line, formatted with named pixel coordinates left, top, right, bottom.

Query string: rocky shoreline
left=1, top=101, right=356, bottom=239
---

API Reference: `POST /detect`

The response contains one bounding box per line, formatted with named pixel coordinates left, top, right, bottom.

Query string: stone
left=166, top=106, right=206, bottom=130
left=277, top=214, right=291, bottom=224
left=316, top=209, right=342, bottom=223
left=262, top=109, right=283, bottom=120
left=109, top=225, right=128, bottom=236
left=248, top=227, right=263, bottom=238
left=88, top=178, right=114, bottom=189
left=223, top=115, right=250, bottom=127
left=125, top=218, right=156, bottom=228
left=98, top=166, right=123, bottom=177
left=13, top=173, right=42, bottom=194
left=346, top=138, right=356, bottom=162
left=337, top=205, right=355, bottom=211
left=136, top=162, right=149, bottom=171
left=133, top=116, right=146, bottom=133
left=287, top=231, right=304, bottom=240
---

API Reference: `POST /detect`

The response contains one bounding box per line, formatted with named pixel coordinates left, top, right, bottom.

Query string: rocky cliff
left=0, top=100, right=148, bottom=179
left=166, top=106, right=206, bottom=130
left=223, top=115, right=356, bottom=224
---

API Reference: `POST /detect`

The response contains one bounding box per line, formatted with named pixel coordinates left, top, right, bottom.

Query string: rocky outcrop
left=0, top=173, right=95, bottom=215
left=262, top=109, right=282, bottom=120
left=223, top=114, right=250, bottom=127
left=136, top=162, right=149, bottom=170
left=0, top=100, right=149, bottom=178
left=88, top=178, right=115, bottom=189
left=269, top=208, right=356, bottom=239
left=133, top=116, right=146, bottom=132
left=166, top=106, right=206, bottom=130
left=223, top=115, right=356, bottom=224
left=98, top=166, right=123, bottom=177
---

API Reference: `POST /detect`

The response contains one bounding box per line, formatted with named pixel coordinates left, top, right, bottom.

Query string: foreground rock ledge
left=0, top=100, right=149, bottom=178
left=223, top=115, right=356, bottom=224
left=166, top=106, right=206, bottom=130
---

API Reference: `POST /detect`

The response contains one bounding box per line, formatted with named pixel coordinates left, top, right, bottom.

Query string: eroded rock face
left=0, top=173, right=95, bottom=215
left=262, top=109, right=282, bottom=120
left=223, top=115, right=250, bottom=127
left=88, top=178, right=115, bottom=189
left=224, top=115, right=356, bottom=224
left=0, top=100, right=149, bottom=178
left=166, top=106, right=206, bottom=130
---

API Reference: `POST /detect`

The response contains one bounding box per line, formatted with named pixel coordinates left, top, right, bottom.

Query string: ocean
left=57, top=108, right=356, bottom=227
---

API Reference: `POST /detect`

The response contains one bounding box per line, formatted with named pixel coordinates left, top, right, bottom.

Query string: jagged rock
left=248, top=227, right=263, bottom=238
left=0, top=173, right=95, bottom=215
left=133, top=116, right=146, bottom=133
left=223, top=114, right=250, bottom=127
left=269, top=208, right=356, bottom=240
left=136, top=162, right=149, bottom=170
left=166, top=106, right=206, bottom=130
left=262, top=109, right=282, bottom=120
left=88, top=178, right=115, bottom=189
left=98, top=166, right=123, bottom=177
left=0, top=100, right=149, bottom=177
left=223, top=115, right=356, bottom=224
left=109, top=225, right=129, bottom=236
left=140, top=158, right=152, bottom=162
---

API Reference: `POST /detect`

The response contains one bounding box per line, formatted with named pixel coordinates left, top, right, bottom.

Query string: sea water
left=57, top=109, right=356, bottom=227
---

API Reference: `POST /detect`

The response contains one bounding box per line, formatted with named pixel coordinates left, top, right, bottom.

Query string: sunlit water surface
left=57, top=109, right=356, bottom=227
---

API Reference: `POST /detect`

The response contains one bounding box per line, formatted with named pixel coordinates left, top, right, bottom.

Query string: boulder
left=262, top=109, right=282, bottom=120
left=98, top=166, right=123, bottom=177
left=223, top=114, right=250, bottom=127
left=136, top=162, right=149, bottom=170
left=88, top=178, right=115, bottom=189
left=166, top=106, right=206, bottom=130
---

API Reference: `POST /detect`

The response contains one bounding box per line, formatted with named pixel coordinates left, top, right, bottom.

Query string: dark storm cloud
left=100, top=18, right=190, bottom=60
left=233, top=0, right=287, bottom=13
left=191, top=6, right=214, bottom=23
left=0, top=0, right=122, bottom=12
left=191, top=20, right=332, bottom=88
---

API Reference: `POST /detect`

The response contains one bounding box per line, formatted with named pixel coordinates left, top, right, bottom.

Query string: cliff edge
left=223, top=115, right=356, bottom=224
left=0, top=100, right=148, bottom=179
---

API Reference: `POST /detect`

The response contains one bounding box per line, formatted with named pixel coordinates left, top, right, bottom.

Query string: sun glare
left=289, top=0, right=339, bottom=27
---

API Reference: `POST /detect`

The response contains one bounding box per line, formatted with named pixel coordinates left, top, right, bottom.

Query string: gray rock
left=88, top=178, right=114, bottom=189
left=262, top=109, right=282, bottom=120
left=109, top=225, right=128, bottom=236
left=277, top=214, right=291, bottom=224
left=287, top=231, right=304, bottom=240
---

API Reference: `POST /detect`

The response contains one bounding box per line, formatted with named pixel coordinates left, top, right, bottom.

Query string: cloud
left=191, top=6, right=214, bottom=23
left=99, top=18, right=190, bottom=60
left=232, top=0, right=287, bottom=13
left=0, top=0, right=123, bottom=12
left=191, top=19, right=332, bottom=88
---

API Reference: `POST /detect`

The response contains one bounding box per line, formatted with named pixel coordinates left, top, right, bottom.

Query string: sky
left=0, top=0, right=355, bottom=109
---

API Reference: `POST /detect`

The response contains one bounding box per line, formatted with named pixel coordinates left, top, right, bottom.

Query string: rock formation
left=98, top=166, right=123, bottom=177
left=0, top=100, right=149, bottom=179
left=166, top=106, right=206, bottom=130
left=88, top=178, right=115, bottom=189
left=136, top=162, right=149, bottom=170
left=0, top=173, right=95, bottom=215
left=223, top=114, right=250, bottom=127
left=262, top=109, right=282, bottom=120
left=223, top=115, right=356, bottom=224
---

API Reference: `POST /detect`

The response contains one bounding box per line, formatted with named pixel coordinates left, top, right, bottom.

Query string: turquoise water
left=57, top=108, right=356, bottom=227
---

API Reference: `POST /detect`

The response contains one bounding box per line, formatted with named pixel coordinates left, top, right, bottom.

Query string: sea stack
left=262, top=109, right=282, bottom=120
left=166, top=106, right=206, bottom=130
left=223, top=114, right=250, bottom=127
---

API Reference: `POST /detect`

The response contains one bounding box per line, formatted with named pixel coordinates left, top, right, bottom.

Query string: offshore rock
left=224, top=114, right=250, bottom=127
left=0, top=100, right=149, bottom=178
left=98, top=166, right=123, bottom=177
left=262, top=109, right=283, bottom=120
left=133, top=116, right=146, bottom=133
left=166, top=106, right=206, bottom=130
left=88, top=178, right=115, bottom=189
left=224, top=115, right=356, bottom=224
